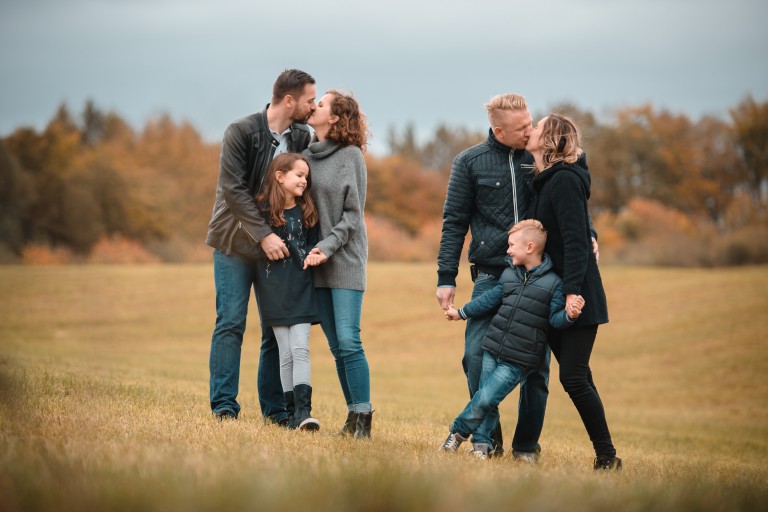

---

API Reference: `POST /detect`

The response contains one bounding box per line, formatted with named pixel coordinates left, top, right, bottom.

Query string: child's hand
left=566, top=294, right=585, bottom=319
left=303, top=248, right=328, bottom=269
left=444, top=306, right=461, bottom=321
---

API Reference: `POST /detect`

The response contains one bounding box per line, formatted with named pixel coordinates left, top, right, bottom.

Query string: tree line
left=1, top=96, right=766, bottom=265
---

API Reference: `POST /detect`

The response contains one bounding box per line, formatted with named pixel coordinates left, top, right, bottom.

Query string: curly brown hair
left=325, top=90, right=368, bottom=150
left=255, top=153, right=318, bottom=228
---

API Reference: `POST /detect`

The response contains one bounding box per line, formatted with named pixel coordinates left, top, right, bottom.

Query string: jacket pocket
left=476, top=177, right=508, bottom=206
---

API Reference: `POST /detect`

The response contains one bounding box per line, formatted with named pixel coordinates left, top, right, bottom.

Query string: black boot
left=282, top=391, right=295, bottom=428
left=354, top=411, right=373, bottom=440
left=292, top=384, right=320, bottom=431
left=337, top=411, right=358, bottom=436
left=594, top=456, right=623, bottom=471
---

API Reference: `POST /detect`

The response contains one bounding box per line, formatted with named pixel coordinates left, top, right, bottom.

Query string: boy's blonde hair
left=509, top=219, right=547, bottom=255
left=485, top=93, right=527, bottom=127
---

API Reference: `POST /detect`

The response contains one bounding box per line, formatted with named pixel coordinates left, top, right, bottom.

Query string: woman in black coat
left=527, top=113, right=621, bottom=471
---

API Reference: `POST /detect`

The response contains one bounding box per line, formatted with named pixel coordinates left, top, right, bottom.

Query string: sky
left=1, top=0, right=767, bottom=155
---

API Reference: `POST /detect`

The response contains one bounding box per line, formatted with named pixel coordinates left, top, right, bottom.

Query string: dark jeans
left=209, top=250, right=288, bottom=422
left=463, top=272, right=550, bottom=453
left=548, top=325, right=616, bottom=459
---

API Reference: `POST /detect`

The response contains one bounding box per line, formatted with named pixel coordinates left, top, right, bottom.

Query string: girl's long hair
left=255, top=153, right=318, bottom=228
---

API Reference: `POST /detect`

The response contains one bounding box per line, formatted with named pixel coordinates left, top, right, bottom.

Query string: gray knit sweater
left=304, top=140, right=368, bottom=291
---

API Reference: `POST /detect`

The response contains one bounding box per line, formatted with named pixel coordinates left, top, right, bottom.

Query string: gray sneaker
left=472, top=443, right=492, bottom=460
left=440, top=432, right=468, bottom=452
left=512, top=450, right=540, bottom=464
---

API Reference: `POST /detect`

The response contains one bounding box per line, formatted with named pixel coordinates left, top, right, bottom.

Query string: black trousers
left=548, top=325, right=616, bottom=459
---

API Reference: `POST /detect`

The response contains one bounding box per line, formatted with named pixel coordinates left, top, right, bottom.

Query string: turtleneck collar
left=306, top=139, right=342, bottom=159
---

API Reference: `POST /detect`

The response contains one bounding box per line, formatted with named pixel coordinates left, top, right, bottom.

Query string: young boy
left=440, top=219, right=584, bottom=459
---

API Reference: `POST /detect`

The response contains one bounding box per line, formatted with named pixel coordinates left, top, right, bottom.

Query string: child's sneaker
left=471, top=443, right=491, bottom=460
left=439, top=431, right=467, bottom=452
left=594, top=456, right=622, bottom=471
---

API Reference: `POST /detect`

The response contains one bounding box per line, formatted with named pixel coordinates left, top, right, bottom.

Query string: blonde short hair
left=509, top=219, right=547, bottom=255
left=485, top=93, right=528, bottom=126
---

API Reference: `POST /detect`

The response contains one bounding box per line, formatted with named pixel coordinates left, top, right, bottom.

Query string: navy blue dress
left=254, top=205, right=320, bottom=326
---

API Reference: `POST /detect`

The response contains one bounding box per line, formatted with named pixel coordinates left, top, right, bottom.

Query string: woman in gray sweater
left=303, top=90, right=373, bottom=438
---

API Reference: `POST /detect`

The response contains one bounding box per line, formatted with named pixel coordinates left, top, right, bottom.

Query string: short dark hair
left=272, top=69, right=315, bottom=104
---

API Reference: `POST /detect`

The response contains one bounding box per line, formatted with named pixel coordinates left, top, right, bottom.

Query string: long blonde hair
left=536, top=113, right=583, bottom=173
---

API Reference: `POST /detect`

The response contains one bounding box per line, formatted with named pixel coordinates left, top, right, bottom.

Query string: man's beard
left=291, top=107, right=311, bottom=124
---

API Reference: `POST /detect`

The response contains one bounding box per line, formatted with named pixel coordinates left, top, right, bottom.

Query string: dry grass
left=1, top=263, right=767, bottom=511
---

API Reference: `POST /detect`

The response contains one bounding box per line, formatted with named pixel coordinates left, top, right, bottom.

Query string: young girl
left=254, top=152, right=326, bottom=431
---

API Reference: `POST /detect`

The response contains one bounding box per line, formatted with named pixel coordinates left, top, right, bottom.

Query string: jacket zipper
left=211, top=203, right=230, bottom=223
left=508, top=151, right=519, bottom=224
left=238, top=220, right=259, bottom=245
left=500, top=270, right=530, bottom=354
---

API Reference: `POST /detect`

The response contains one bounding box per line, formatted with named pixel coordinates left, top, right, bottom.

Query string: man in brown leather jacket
left=206, top=69, right=316, bottom=423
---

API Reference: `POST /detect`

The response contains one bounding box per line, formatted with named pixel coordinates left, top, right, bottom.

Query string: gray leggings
left=273, top=323, right=312, bottom=392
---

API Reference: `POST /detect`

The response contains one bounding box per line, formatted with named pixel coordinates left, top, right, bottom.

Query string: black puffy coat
left=476, top=254, right=570, bottom=369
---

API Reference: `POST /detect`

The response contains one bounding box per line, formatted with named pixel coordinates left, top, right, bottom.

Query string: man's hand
left=592, top=237, right=600, bottom=264
left=303, top=248, right=328, bottom=269
left=436, top=287, right=456, bottom=311
left=260, top=233, right=290, bottom=261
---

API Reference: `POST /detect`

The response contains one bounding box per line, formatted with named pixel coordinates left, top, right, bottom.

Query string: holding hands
left=566, top=294, right=585, bottom=319
left=303, top=247, right=328, bottom=269
left=444, top=305, right=461, bottom=321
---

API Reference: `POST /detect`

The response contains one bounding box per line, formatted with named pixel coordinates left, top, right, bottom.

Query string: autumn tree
left=730, top=95, right=768, bottom=208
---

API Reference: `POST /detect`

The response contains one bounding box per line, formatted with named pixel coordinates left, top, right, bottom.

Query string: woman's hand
left=592, top=237, right=600, bottom=264
left=303, top=248, right=328, bottom=269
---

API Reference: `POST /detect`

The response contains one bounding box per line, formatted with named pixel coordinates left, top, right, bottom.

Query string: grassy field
left=1, top=263, right=767, bottom=511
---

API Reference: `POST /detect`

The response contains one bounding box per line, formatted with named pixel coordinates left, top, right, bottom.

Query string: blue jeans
left=316, top=287, right=372, bottom=413
left=463, top=272, right=550, bottom=453
left=452, top=351, right=534, bottom=445
left=209, top=250, right=288, bottom=422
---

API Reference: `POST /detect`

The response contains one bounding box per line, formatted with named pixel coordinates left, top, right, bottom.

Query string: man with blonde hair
left=436, top=92, right=543, bottom=461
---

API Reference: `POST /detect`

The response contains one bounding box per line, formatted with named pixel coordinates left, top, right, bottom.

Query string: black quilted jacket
left=437, top=130, right=535, bottom=287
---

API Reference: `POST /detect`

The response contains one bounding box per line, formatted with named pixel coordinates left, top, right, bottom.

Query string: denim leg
left=511, top=347, right=550, bottom=453
left=462, top=273, right=498, bottom=397
left=209, top=250, right=255, bottom=416
left=317, top=288, right=353, bottom=409
left=318, top=288, right=371, bottom=413
left=453, top=352, right=527, bottom=443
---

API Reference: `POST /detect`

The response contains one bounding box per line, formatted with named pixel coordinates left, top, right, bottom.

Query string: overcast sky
left=1, top=0, right=766, bottom=154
